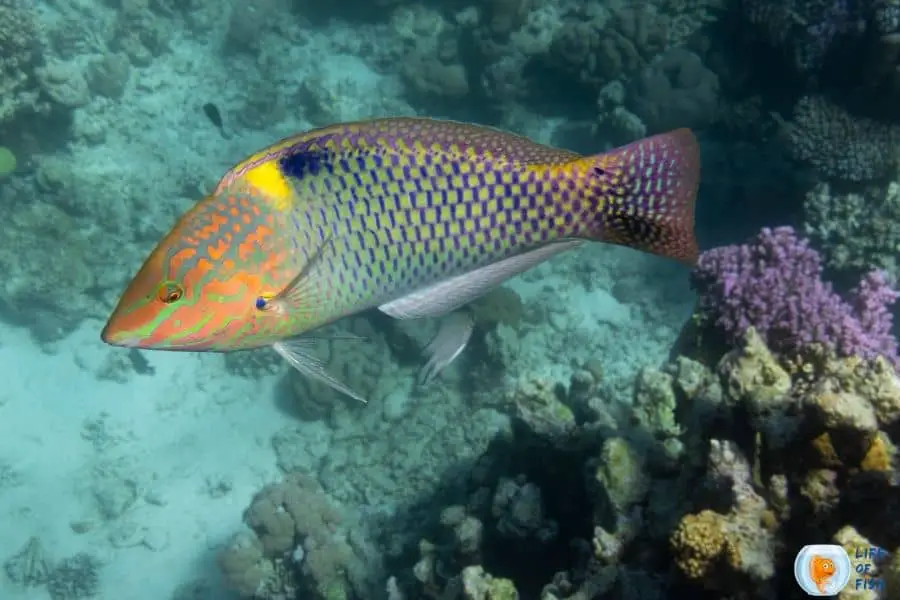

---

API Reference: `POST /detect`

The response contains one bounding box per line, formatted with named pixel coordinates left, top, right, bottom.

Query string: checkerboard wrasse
left=101, top=117, right=700, bottom=402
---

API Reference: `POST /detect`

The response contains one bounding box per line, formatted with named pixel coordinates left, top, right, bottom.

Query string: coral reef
left=379, top=321, right=899, bottom=599
left=219, top=471, right=378, bottom=599
left=0, top=0, right=45, bottom=129
left=629, top=47, right=720, bottom=134
left=804, top=177, right=900, bottom=281
left=781, top=95, right=900, bottom=182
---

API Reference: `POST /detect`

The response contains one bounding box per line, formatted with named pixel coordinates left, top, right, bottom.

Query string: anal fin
left=419, top=310, right=475, bottom=385
left=378, top=240, right=582, bottom=320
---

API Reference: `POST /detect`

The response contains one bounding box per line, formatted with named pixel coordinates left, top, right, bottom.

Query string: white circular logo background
left=793, top=544, right=852, bottom=596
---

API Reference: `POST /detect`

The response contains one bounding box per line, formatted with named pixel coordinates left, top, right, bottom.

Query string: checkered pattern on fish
left=271, top=125, right=593, bottom=314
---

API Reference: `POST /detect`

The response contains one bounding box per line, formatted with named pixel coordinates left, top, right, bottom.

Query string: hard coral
left=691, top=226, right=900, bottom=369
left=804, top=179, right=900, bottom=281
left=0, top=0, right=44, bottom=127
left=546, top=4, right=666, bottom=93
left=0, top=200, right=97, bottom=341
left=740, top=0, right=859, bottom=72
left=231, top=472, right=371, bottom=600
left=630, top=48, right=720, bottom=134
left=218, top=531, right=280, bottom=598
left=243, top=472, right=342, bottom=557
left=782, top=95, right=900, bottom=182
left=670, top=510, right=738, bottom=581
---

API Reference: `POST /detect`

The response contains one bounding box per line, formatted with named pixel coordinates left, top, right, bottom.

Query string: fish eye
left=157, top=282, right=184, bottom=304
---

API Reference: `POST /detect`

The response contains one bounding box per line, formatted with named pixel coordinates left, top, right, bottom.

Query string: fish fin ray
left=579, top=128, right=700, bottom=265
left=265, top=235, right=335, bottom=318
left=272, top=339, right=368, bottom=404
left=419, top=310, right=475, bottom=385
left=379, top=241, right=582, bottom=320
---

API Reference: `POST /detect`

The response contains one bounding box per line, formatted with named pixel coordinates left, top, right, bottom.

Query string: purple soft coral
left=691, top=226, right=899, bottom=369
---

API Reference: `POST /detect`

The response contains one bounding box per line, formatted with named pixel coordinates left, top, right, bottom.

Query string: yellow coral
left=670, top=510, right=740, bottom=581
left=860, top=432, right=894, bottom=473
left=810, top=432, right=842, bottom=468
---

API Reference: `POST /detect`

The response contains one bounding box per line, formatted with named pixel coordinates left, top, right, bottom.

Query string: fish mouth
left=100, top=323, right=142, bottom=348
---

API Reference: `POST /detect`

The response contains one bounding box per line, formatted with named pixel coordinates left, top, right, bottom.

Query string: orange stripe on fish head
left=101, top=183, right=300, bottom=351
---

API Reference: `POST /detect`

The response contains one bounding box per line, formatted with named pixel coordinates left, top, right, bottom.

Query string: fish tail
left=574, top=128, right=700, bottom=265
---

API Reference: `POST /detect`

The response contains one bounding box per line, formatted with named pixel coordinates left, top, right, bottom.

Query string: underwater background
left=0, top=0, right=899, bottom=599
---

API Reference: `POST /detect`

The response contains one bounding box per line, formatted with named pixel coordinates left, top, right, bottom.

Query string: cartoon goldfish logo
left=794, top=544, right=850, bottom=596
left=809, top=555, right=836, bottom=594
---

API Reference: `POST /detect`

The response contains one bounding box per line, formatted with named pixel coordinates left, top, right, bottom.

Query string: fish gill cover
left=0, top=0, right=897, bottom=599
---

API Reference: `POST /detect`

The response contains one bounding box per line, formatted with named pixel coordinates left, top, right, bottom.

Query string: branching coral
left=691, top=226, right=899, bottom=369
left=781, top=95, right=900, bottom=182
left=803, top=178, right=900, bottom=281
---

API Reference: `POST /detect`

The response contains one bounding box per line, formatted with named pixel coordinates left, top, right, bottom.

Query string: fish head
left=102, top=181, right=301, bottom=351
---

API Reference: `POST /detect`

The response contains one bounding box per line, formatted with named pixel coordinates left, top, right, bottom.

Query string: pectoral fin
left=261, top=235, right=336, bottom=318
left=272, top=337, right=368, bottom=404
left=378, top=240, right=582, bottom=320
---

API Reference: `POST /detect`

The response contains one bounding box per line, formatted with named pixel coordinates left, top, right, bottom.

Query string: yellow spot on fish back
left=244, top=161, right=293, bottom=211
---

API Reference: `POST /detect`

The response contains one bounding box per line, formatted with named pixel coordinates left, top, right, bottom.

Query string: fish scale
left=263, top=127, right=592, bottom=318
left=102, top=116, right=700, bottom=399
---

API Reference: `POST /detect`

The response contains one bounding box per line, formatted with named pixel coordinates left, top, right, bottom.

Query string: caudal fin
left=580, top=128, right=700, bottom=265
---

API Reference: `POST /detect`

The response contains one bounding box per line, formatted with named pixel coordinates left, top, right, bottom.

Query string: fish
left=809, top=555, right=836, bottom=594
left=202, top=102, right=231, bottom=140
left=101, top=117, right=700, bottom=402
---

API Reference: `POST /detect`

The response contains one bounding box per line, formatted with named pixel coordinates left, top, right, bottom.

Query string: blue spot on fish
left=279, top=147, right=333, bottom=179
